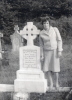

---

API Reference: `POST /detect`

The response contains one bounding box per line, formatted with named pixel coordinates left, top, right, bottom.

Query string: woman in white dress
left=39, top=16, right=63, bottom=88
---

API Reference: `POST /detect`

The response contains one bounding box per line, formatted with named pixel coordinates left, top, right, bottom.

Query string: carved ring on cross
left=20, top=22, right=40, bottom=46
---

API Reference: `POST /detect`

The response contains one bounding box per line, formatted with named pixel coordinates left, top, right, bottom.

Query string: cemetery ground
left=0, top=38, right=72, bottom=100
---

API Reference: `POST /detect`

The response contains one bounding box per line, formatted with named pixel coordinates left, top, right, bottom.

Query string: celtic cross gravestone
left=14, top=22, right=47, bottom=93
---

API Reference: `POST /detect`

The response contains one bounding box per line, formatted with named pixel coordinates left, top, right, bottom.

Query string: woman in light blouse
left=39, top=16, right=63, bottom=89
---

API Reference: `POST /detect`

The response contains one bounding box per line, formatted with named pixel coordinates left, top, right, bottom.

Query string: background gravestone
left=10, top=25, right=23, bottom=52
left=9, top=25, right=23, bottom=68
left=0, top=32, right=3, bottom=59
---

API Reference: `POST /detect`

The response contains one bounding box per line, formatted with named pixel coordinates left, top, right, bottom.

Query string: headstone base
left=14, top=79, right=47, bottom=93
left=16, top=70, right=45, bottom=79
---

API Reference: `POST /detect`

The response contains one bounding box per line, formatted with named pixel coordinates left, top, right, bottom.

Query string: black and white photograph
left=0, top=0, right=72, bottom=100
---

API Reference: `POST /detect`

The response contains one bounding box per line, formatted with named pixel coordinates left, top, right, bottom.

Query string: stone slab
left=0, top=84, right=14, bottom=92
left=14, top=79, right=47, bottom=93
left=0, top=84, right=70, bottom=92
left=16, top=70, right=45, bottom=80
left=47, top=87, right=71, bottom=92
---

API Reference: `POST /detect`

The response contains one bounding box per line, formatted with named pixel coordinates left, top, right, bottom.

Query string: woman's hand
left=58, top=51, right=62, bottom=58
left=40, top=54, right=44, bottom=61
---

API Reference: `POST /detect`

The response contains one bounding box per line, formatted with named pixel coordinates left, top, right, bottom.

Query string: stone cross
left=20, top=22, right=40, bottom=46
left=14, top=25, right=19, bottom=33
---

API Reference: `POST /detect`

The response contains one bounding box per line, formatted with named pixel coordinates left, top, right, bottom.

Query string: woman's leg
left=44, top=71, right=49, bottom=87
left=55, top=72, right=59, bottom=87
left=48, top=71, right=53, bottom=88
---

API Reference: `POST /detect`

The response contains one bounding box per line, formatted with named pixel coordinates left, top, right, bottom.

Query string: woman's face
left=43, top=20, right=50, bottom=30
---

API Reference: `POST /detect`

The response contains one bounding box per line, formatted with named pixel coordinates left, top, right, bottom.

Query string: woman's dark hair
left=41, top=16, right=50, bottom=25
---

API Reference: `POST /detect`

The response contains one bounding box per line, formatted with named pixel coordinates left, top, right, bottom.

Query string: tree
left=0, top=0, right=72, bottom=43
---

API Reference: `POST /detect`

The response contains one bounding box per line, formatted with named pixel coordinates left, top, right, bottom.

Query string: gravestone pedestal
left=14, top=46, right=47, bottom=93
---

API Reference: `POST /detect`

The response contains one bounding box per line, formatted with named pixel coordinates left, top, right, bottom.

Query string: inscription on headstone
left=23, top=50, right=37, bottom=68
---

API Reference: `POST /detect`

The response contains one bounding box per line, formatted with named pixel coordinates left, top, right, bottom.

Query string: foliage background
left=0, top=0, right=72, bottom=43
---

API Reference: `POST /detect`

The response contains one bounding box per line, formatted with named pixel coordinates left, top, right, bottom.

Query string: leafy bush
left=0, top=0, right=72, bottom=43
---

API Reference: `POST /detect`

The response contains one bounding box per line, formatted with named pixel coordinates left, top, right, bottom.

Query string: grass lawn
left=0, top=38, right=72, bottom=100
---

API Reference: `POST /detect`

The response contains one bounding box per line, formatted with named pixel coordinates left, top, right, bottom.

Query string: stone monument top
left=14, top=25, right=19, bottom=32
left=0, top=32, right=3, bottom=38
left=20, top=22, right=40, bottom=46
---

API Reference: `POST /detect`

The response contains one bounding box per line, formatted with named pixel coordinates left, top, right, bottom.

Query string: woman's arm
left=39, top=34, right=44, bottom=60
left=54, top=27, right=63, bottom=52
